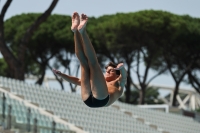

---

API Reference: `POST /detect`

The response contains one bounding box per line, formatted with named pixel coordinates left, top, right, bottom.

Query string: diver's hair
left=105, top=62, right=120, bottom=75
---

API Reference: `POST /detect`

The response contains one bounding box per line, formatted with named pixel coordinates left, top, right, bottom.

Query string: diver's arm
left=115, top=63, right=127, bottom=89
left=52, top=69, right=81, bottom=86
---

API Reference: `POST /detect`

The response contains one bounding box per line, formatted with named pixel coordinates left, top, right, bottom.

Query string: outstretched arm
left=52, top=69, right=81, bottom=86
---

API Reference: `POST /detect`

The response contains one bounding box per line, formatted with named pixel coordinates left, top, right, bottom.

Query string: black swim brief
left=83, top=93, right=109, bottom=108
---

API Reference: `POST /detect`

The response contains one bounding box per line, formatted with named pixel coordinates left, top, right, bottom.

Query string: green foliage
left=196, top=108, right=200, bottom=113
left=3, top=10, right=200, bottom=97
left=5, top=13, right=74, bottom=52
left=90, top=10, right=190, bottom=61
left=119, top=87, right=164, bottom=105
left=4, top=13, right=75, bottom=76
left=0, top=58, right=9, bottom=77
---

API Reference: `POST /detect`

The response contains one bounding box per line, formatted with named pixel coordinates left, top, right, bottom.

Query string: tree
left=196, top=108, right=200, bottom=113
left=159, top=15, right=200, bottom=106
left=183, top=16, right=200, bottom=94
left=4, top=13, right=77, bottom=91
left=91, top=10, right=169, bottom=104
left=119, top=86, right=164, bottom=105
left=0, top=0, right=58, bottom=80
left=187, top=70, right=200, bottom=94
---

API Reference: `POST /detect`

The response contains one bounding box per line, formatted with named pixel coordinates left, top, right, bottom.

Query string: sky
left=1, top=0, right=200, bottom=90
left=1, top=0, right=200, bottom=19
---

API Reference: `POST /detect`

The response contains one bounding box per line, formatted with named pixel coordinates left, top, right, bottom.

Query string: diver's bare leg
left=71, top=12, right=91, bottom=101
left=78, top=14, right=109, bottom=99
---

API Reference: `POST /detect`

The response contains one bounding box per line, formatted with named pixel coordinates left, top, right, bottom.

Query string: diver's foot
left=78, top=13, right=88, bottom=33
left=71, top=12, right=80, bottom=32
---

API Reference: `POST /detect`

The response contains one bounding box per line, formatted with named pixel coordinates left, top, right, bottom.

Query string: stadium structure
left=0, top=76, right=200, bottom=133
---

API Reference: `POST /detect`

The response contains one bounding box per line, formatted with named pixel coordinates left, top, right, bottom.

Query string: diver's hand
left=52, top=69, right=61, bottom=75
left=114, top=63, right=124, bottom=70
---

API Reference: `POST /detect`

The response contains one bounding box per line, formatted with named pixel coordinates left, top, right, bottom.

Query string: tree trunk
left=0, top=37, right=23, bottom=79
left=139, top=84, right=146, bottom=104
left=0, top=0, right=58, bottom=80
left=125, top=75, right=131, bottom=103
left=172, top=84, right=179, bottom=106
left=14, top=65, right=25, bottom=80
left=139, top=89, right=145, bottom=104
left=125, top=66, right=131, bottom=103
left=188, top=71, right=200, bottom=94
left=35, top=66, right=46, bottom=85
left=70, top=83, right=76, bottom=92
left=1, top=8, right=24, bottom=79
left=171, top=71, right=188, bottom=107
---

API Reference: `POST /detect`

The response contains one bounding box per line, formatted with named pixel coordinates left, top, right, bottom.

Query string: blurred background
left=0, top=1, right=200, bottom=133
